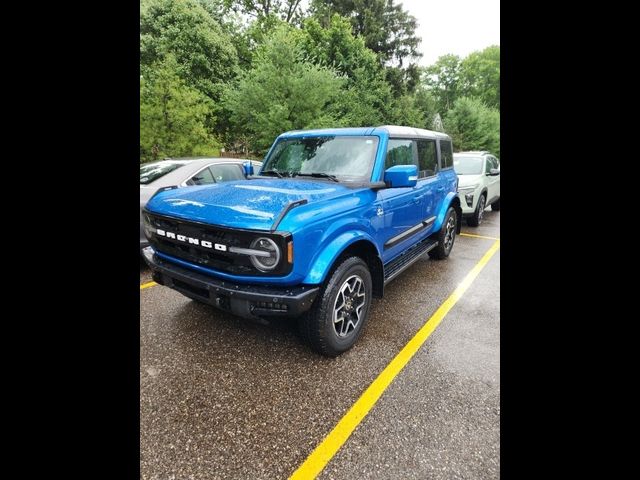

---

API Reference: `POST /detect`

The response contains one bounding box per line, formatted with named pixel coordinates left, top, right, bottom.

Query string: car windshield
left=261, top=136, right=379, bottom=182
left=140, top=161, right=187, bottom=185
left=453, top=156, right=484, bottom=175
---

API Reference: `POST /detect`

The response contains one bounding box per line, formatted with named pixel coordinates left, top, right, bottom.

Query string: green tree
left=460, top=45, right=500, bottom=109
left=413, top=86, right=439, bottom=129
left=386, top=94, right=425, bottom=127
left=140, top=0, right=238, bottom=103
left=299, top=14, right=394, bottom=126
left=423, top=54, right=463, bottom=114
left=300, top=14, right=379, bottom=79
left=224, top=0, right=307, bottom=23
left=310, top=0, right=421, bottom=66
left=140, top=56, right=219, bottom=162
left=444, top=97, right=500, bottom=156
left=223, top=25, right=345, bottom=154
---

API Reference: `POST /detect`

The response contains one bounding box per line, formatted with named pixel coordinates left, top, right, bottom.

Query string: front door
left=377, top=138, right=430, bottom=263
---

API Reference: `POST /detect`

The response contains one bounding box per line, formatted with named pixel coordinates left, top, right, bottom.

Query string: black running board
left=383, top=238, right=439, bottom=284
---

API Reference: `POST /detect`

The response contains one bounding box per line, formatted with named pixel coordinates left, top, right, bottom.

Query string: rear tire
left=466, top=194, right=486, bottom=227
left=299, top=257, right=372, bottom=357
left=491, top=198, right=500, bottom=211
left=429, top=206, right=457, bottom=260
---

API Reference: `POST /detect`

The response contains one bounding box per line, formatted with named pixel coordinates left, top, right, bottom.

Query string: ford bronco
left=142, top=126, right=461, bottom=356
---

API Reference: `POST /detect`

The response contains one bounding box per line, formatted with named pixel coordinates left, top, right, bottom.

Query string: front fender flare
left=302, top=231, right=380, bottom=285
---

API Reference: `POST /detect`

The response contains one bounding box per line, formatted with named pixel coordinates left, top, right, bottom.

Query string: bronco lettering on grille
left=155, top=228, right=227, bottom=251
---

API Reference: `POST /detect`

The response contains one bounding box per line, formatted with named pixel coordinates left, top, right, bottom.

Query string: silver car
left=140, top=157, right=262, bottom=249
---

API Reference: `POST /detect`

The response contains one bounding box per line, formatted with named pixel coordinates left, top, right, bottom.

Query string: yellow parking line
left=460, top=232, right=500, bottom=240
left=289, top=239, right=501, bottom=480
left=140, top=281, right=157, bottom=290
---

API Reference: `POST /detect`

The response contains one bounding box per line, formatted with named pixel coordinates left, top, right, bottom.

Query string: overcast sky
left=399, top=0, right=500, bottom=66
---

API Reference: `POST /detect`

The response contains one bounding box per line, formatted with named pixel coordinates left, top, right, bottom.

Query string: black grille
left=143, top=211, right=292, bottom=276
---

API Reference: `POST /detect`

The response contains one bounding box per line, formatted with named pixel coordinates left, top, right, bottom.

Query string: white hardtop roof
left=377, top=125, right=450, bottom=139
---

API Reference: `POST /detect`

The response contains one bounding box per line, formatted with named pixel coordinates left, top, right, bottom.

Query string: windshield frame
left=453, top=155, right=485, bottom=175
left=260, top=135, right=380, bottom=183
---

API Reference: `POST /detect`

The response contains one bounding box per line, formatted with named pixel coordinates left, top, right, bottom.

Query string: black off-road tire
left=429, top=207, right=458, bottom=260
left=491, top=198, right=500, bottom=211
left=299, top=256, right=372, bottom=357
left=466, top=194, right=486, bottom=227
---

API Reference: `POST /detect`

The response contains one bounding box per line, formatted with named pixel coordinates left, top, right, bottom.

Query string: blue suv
left=142, top=126, right=462, bottom=356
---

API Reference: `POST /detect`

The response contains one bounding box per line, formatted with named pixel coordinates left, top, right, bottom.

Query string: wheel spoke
left=341, top=317, right=349, bottom=335
left=346, top=319, right=355, bottom=333
left=332, top=274, right=367, bottom=338
left=334, top=292, right=345, bottom=312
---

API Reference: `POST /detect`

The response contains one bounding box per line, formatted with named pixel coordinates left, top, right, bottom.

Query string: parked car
left=141, top=126, right=461, bottom=356
left=140, top=158, right=262, bottom=249
left=453, top=151, right=500, bottom=226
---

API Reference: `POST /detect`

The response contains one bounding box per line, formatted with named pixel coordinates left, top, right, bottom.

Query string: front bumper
left=142, top=247, right=319, bottom=319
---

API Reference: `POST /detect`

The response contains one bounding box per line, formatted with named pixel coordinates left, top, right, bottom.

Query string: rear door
left=416, top=138, right=440, bottom=228
left=434, top=139, right=457, bottom=213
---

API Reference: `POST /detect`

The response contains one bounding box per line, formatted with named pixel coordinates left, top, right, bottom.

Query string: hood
left=457, top=174, right=483, bottom=188
left=145, top=178, right=361, bottom=231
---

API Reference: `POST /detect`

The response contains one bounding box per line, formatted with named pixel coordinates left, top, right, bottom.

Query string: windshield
left=140, top=161, right=187, bottom=185
left=453, top=156, right=484, bottom=175
left=261, top=136, right=379, bottom=181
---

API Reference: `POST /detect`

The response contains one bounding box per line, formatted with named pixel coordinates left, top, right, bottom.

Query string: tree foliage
left=224, top=0, right=307, bottom=23
left=425, top=46, right=501, bottom=113
left=139, top=1, right=500, bottom=160
left=444, top=97, right=500, bottom=156
left=140, top=56, right=219, bottom=163
left=223, top=26, right=345, bottom=153
left=460, top=45, right=500, bottom=109
left=310, top=0, right=421, bottom=66
left=423, top=54, right=463, bottom=114
left=140, top=0, right=238, bottom=102
left=299, top=14, right=393, bottom=126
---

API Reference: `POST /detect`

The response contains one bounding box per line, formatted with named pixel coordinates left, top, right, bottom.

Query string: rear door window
left=439, top=140, right=454, bottom=169
left=416, top=140, right=437, bottom=178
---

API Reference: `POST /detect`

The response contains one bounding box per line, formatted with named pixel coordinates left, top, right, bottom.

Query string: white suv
left=453, top=151, right=501, bottom=226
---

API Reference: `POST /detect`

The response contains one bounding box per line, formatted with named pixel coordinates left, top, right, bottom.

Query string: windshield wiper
left=294, top=172, right=340, bottom=182
left=260, top=170, right=284, bottom=178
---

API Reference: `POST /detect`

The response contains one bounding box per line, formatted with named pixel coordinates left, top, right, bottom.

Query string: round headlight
left=250, top=237, right=280, bottom=271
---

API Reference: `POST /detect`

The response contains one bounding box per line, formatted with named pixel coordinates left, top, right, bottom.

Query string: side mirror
left=488, top=168, right=500, bottom=176
left=384, top=165, right=418, bottom=188
left=243, top=161, right=254, bottom=177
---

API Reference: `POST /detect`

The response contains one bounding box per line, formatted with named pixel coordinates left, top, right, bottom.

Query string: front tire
left=299, top=256, right=372, bottom=357
left=466, top=194, right=486, bottom=227
left=429, top=206, right=457, bottom=260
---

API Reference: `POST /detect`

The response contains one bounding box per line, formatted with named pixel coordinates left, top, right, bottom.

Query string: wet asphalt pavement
left=140, top=211, right=500, bottom=479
